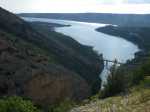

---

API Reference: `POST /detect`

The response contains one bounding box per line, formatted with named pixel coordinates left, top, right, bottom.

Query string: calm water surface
left=23, top=17, right=139, bottom=85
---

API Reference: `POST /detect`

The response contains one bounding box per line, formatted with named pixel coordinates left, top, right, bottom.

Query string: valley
left=0, top=6, right=150, bottom=112
left=22, top=17, right=139, bottom=85
left=0, top=7, right=103, bottom=105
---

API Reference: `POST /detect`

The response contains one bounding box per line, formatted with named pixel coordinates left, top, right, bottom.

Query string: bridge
left=103, top=59, right=124, bottom=65
left=101, top=58, right=143, bottom=71
left=100, top=59, right=125, bottom=69
left=99, top=58, right=125, bottom=71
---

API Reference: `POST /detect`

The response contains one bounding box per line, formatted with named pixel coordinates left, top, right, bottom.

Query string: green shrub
left=131, top=69, right=144, bottom=85
left=0, top=96, right=40, bottom=112
left=100, top=59, right=148, bottom=98
left=48, top=99, right=75, bottom=112
left=141, top=60, right=150, bottom=76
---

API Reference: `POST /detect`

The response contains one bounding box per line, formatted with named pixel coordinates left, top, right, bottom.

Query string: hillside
left=19, top=13, right=150, bottom=27
left=70, top=77, right=150, bottom=112
left=96, top=25, right=150, bottom=51
left=0, top=7, right=103, bottom=105
left=78, top=20, right=150, bottom=112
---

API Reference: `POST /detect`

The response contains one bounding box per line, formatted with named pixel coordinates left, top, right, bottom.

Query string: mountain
left=0, top=7, right=103, bottom=105
left=19, top=13, right=150, bottom=27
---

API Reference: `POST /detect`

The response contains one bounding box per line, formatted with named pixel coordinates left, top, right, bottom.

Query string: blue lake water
left=23, top=17, right=139, bottom=86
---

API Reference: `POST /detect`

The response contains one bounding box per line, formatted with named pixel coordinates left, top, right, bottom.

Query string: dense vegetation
left=0, top=6, right=104, bottom=110
left=100, top=63, right=127, bottom=98
left=0, top=96, right=77, bottom=112
left=0, top=96, right=40, bottom=112
left=100, top=61, right=147, bottom=98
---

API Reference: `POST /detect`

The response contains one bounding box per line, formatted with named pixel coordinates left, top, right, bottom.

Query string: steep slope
left=70, top=77, right=150, bottom=112
left=0, top=7, right=103, bottom=104
left=70, top=87, right=150, bottom=112
left=0, top=26, right=90, bottom=105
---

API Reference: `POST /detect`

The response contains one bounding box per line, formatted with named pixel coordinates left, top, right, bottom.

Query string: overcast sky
left=0, top=0, right=150, bottom=14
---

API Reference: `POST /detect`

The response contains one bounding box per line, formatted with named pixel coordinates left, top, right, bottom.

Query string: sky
left=0, top=0, right=150, bottom=14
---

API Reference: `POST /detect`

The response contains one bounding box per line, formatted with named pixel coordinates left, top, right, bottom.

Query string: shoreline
left=96, top=25, right=150, bottom=61
left=29, top=21, right=105, bottom=94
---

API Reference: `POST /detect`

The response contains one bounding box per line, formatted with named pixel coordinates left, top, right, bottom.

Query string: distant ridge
left=19, top=13, right=150, bottom=27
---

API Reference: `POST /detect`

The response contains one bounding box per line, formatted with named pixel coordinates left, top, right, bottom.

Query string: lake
left=23, top=17, right=139, bottom=86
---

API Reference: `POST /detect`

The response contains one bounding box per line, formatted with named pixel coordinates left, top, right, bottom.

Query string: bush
left=100, top=59, right=147, bottom=98
left=100, top=63, right=126, bottom=98
left=140, top=60, right=150, bottom=76
left=131, top=69, right=144, bottom=85
left=48, top=99, right=75, bottom=112
left=0, top=96, right=40, bottom=112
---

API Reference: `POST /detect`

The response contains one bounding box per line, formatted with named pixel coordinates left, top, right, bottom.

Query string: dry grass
left=70, top=78, right=150, bottom=112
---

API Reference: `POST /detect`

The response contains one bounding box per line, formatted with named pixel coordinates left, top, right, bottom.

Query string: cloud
left=126, top=0, right=150, bottom=3
left=97, top=0, right=126, bottom=4
left=97, top=0, right=150, bottom=4
left=0, top=0, right=150, bottom=13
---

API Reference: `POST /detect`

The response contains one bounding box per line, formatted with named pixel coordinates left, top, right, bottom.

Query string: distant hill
left=0, top=7, right=103, bottom=105
left=96, top=25, right=150, bottom=51
left=19, top=13, right=150, bottom=27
